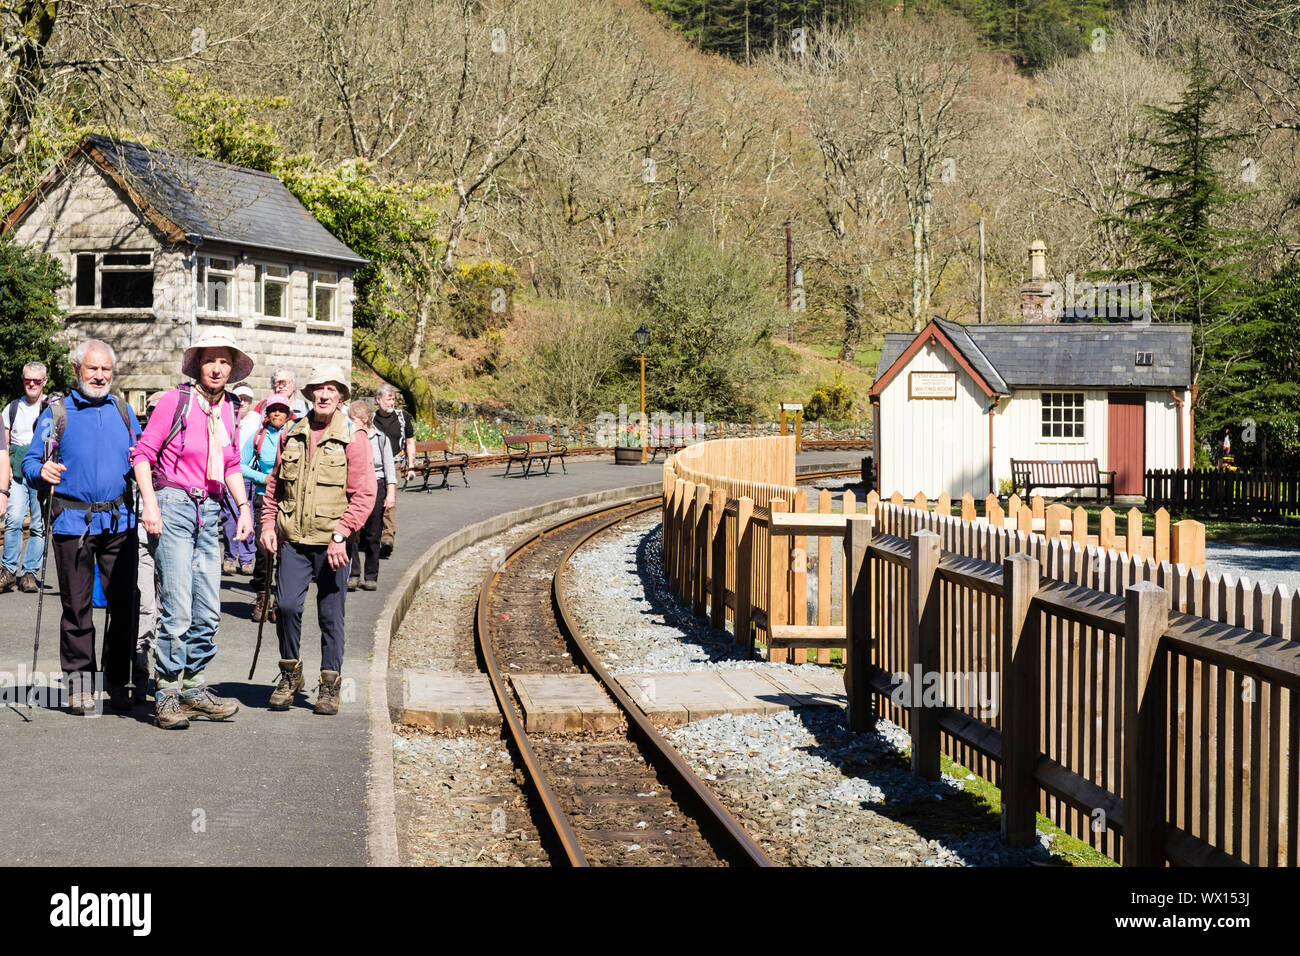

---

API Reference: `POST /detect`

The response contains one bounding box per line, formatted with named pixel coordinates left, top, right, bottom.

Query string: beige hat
left=301, top=364, right=351, bottom=402
left=182, top=329, right=254, bottom=383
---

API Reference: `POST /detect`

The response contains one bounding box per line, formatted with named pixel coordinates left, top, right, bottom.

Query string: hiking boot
left=347, top=576, right=359, bottom=592
left=314, top=670, right=342, bottom=716
left=155, top=689, right=189, bottom=729
left=107, top=684, right=133, bottom=713
left=379, top=541, right=393, bottom=559
left=0, top=568, right=15, bottom=592
left=67, top=691, right=97, bottom=716
left=17, top=572, right=38, bottom=593
left=360, top=580, right=378, bottom=591
left=240, top=561, right=255, bottom=575
left=180, top=686, right=239, bottom=721
left=222, top=558, right=237, bottom=575
left=251, top=592, right=269, bottom=622
left=269, top=659, right=304, bottom=711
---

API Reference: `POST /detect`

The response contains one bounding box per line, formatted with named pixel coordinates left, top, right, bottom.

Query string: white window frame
left=1040, top=391, right=1086, bottom=441
left=308, top=270, right=339, bottom=323
left=196, top=254, right=238, bottom=315
left=254, top=262, right=292, bottom=319
left=71, top=250, right=155, bottom=310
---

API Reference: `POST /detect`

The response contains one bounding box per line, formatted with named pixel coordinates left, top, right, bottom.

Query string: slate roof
left=877, top=317, right=1192, bottom=392
left=10, top=134, right=365, bottom=264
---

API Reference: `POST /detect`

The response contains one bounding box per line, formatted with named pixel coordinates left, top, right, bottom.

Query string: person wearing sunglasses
left=2, top=362, right=53, bottom=594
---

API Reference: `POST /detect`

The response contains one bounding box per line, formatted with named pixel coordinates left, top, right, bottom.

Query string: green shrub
left=448, top=260, right=519, bottom=338
left=805, top=373, right=854, bottom=421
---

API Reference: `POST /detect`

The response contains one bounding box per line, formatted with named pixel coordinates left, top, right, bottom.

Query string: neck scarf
left=195, top=392, right=227, bottom=483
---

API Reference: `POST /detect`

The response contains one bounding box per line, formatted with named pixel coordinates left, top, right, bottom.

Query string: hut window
left=255, top=263, right=290, bottom=318
left=309, top=270, right=338, bottom=322
left=1041, top=392, right=1085, bottom=439
left=72, top=251, right=154, bottom=309
left=197, top=255, right=236, bottom=314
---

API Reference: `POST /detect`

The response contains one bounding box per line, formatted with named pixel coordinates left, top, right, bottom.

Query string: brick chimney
left=1019, top=240, right=1055, bottom=323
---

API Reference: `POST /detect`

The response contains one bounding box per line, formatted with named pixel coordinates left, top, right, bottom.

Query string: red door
left=1108, top=393, right=1145, bottom=495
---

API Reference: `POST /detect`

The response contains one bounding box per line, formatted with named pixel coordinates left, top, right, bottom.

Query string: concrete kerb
left=365, top=480, right=663, bottom=866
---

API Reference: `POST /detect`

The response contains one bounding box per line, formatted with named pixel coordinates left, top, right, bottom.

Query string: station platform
left=0, top=452, right=857, bottom=866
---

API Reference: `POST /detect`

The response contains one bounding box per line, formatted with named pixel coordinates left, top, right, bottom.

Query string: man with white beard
left=23, top=340, right=141, bottom=715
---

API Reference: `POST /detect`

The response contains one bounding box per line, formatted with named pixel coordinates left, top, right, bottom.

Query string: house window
left=72, top=251, right=154, bottom=309
left=309, top=270, right=338, bottom=322
left=1041, top=392, right=1085, bottom=439
left=196, top=255, right=236, bottom=314
left=254, top=264, right=291, bottom=318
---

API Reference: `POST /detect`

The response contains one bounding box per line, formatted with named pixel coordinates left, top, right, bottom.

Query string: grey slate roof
left=83, top=134, right=366, bottom=265
left=877, top=317, right=1192, bottom=392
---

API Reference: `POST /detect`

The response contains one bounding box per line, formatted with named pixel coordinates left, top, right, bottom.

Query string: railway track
left=473, top=468, right=858, bottom=867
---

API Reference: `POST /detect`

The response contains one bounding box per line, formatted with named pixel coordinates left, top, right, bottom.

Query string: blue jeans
left=3, top=476, right=45, bottom=574
left=153, top=486, right=222, bottom=687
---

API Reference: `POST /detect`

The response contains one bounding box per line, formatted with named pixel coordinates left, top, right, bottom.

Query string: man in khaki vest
left=258, top=366, right=376, bottom=714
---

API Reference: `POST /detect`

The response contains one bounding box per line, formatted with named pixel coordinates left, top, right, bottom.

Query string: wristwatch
left=331, top=531, right=346, bottom=544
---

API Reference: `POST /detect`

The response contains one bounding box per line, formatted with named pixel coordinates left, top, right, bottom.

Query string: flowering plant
left=616, top=421, right=645, bottom=448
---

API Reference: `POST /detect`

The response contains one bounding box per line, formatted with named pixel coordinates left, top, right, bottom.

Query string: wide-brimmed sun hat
left=182, top=329, right=254, bottom=383
left=301, top=364, right=351, bottom=402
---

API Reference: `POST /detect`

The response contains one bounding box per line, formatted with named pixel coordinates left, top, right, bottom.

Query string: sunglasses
left=23, top=378, right=45, bottom=385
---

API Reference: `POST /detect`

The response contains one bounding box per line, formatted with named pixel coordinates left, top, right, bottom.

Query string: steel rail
left=474, top=498, right=654, bottom=867
left=552, top=500, right=775, bottom=867
left=471, top=469, right=856, bottom=867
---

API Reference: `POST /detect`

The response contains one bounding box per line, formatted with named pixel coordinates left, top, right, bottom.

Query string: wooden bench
left=404, top=440, right=470, bottom=491
left=1011, top=458, right=1115, bottom=502
left=646, top=443, right=686, bottom=463
left=504, top=433, right=567, bottom=478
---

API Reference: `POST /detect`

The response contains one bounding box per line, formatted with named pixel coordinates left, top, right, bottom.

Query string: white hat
left=183, top=329, right=254, bottom=383
left=233, top=384, right=255, bottom=400
left=301, top=364, right=351, bottom=402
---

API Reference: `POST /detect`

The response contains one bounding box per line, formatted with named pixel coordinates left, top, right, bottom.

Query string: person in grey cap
left=131, top=329, right=255, bottom=730
left=259, top=365, right=376, bottom=715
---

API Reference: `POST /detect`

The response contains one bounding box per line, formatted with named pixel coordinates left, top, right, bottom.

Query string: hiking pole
left=249, top=547, right=276, bottom=680
left=29, top=439, right=59, bottom=713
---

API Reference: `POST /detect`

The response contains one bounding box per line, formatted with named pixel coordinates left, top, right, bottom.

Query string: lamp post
left=635, top=322, right=650, bottom=464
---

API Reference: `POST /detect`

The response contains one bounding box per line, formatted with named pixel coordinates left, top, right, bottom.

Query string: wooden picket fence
left=1146, top=468, right=1300, bottom=521
left=882, top=489, right=1207, bottom=572
left=661, top=438, right=1300, bottom=865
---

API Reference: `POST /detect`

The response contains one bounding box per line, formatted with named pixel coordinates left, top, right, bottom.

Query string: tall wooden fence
left=1146, top=468, right=1300, bottom=521
left=661, top=438, right=1300, bottom=865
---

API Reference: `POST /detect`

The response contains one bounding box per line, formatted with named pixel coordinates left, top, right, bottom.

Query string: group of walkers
left=0, top=330, right=417, bottom=728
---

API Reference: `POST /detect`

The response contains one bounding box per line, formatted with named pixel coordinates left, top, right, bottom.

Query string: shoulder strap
left=109, top=395, right=134, bottom=437
left=157, top=384, right=193, bottom=460
left=47, top=398, right=66, bottom=460
left=3, top=400, right=15, bottom=433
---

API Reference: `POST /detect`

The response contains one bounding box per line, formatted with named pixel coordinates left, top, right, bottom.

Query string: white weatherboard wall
left=1145, top=391, right=1189, bottom=471
left=878, top=343, right=990, bottom=498
left=990, top=388, right=1188, bottom=492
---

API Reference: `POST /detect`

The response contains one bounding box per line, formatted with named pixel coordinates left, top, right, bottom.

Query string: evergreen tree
left=1100, top=39, right=1271, bottom=419
left=0, top=236, right=72, bottom=397
left=1201, top=265, right=1300, bottom=471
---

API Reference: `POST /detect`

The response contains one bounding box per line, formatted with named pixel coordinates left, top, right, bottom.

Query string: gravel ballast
left=566, top=518, right=1071, bottom=867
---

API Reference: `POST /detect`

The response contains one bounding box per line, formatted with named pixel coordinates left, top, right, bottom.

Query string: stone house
left=2, top=134, right=365, bottom=411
